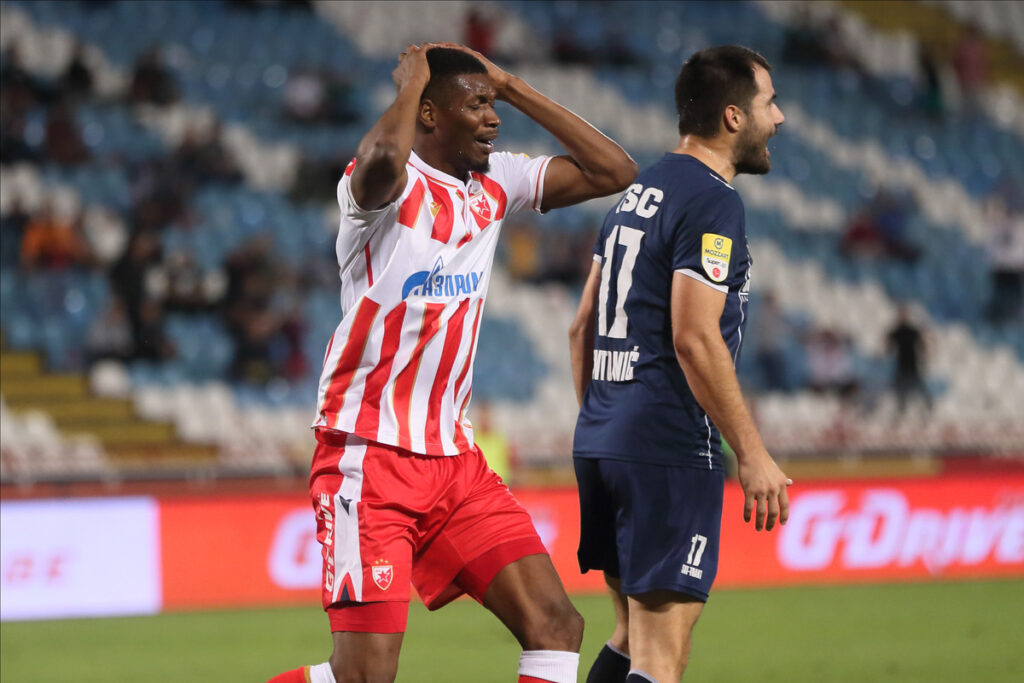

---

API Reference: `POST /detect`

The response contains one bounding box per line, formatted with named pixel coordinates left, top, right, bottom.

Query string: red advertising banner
left=157, top=475, right=1024, bottom=611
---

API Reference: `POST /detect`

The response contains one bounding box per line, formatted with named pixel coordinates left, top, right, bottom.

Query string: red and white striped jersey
left=313, top=150, right=552, bottom=456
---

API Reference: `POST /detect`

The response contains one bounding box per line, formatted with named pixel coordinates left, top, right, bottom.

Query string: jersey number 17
left=598, top=225, right=644, bottom=339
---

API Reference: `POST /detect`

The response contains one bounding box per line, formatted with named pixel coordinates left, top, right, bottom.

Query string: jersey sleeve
left=672, top=185, right=745, bottom=293
left=486, top=151, right=553, bottom=215
left=334, top=158, right=408, bottom=271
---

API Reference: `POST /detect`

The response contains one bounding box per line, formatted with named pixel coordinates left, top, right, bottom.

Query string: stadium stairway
left=0, top=345, right=219, bottom=478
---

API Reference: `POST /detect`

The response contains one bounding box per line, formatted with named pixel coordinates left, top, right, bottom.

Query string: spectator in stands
left=129, top=47, right=179, bottom=106
left=603, top=28, right=644, bottom=70
left=133, top=297, right=175, bottom=361
left=952, top=24, right=988, bottom=112
left=44, top=98, right=90, bottom=165
left=174, top=123, right=243, bottom=186
left=86, top=295, right=134, bottom=365
left=20, top=203, right=93, bottom=270
left=110, top=229, right=163, bottom=349
left=465, top=9, right=496, bottom=58
left=916, top=44, right=945, bottom=121
left=0, top=106, right=36, bottom=164
left=873, top=190, right=919, bottom=263
left=60, top=42, right=94, bottom=101
left=282, top=68, right=359, bottom=126
left=805, top=327, right=859, bottom=401
left=752, top=291, right=791, bottom=392
left=161, top=248, right=218, bottom=314
left=985, top=198, right=1024, bottom=325
left=553, top=27, right=590, bottom=65
left=129, top=157, right=194, bottom=231
left=842, top=190, right=919, bottom=263
left=224, top=237, right=283, bottom=384
left=1, top=198, right=32, bottom=267
left=886, top=305, right=931, bottom=415
left=1, top=44, right=47, bottom=109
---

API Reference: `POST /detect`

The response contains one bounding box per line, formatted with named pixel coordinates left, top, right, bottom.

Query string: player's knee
left=523, top=598, right=585, bottom=651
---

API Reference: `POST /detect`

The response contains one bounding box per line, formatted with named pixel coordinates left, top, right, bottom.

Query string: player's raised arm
left=670, top=273, right=791, bottom=532
left=441, top=44, right=637, bottom=210
left=349, top=44, right=433, bottom=211
left=569, top=260, right=602, bottom=406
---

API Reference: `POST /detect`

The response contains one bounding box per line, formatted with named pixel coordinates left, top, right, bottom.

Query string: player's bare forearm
left=351, top=45, right=431, bottom=210
left=674, top=328, right=765, bottom=459
left=671, top=273, right=790, bottom=530
left=501, top=76, right=637, bottom=202
left=570, top=263, right=602, bottom=406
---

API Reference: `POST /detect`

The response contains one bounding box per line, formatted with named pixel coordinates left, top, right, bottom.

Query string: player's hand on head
left=434, top=42, right=512, bottom=96
left=392, top=43, right=433, bottom=92
left=738, top=451, right=792, bottom=532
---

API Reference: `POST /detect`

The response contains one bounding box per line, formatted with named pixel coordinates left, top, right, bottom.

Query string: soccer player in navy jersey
left=569, top=46, right=791, bottom=683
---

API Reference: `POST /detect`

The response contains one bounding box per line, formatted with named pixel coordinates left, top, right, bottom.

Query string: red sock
left=518, top=678, right=552, bottom=683
left=266, top=667, right=308, bottom=683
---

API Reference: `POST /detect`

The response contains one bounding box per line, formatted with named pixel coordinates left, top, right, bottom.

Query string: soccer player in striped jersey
left=570, top=47, right=791, bottom=682
left=268, top=44, right=636, bottom=683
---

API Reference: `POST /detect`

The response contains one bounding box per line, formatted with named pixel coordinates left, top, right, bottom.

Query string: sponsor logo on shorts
left=372, top=559, right=393, bottom=591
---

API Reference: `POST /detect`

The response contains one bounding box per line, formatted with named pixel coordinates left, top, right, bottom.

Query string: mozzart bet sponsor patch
left=701, top=233, right=732, bottom=283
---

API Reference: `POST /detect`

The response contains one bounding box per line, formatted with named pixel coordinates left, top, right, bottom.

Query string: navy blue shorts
left=574, top=457, right=725, bottom=601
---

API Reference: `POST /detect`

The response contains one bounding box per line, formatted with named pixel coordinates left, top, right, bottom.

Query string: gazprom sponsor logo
left=402, top=257, right=483, bottom=299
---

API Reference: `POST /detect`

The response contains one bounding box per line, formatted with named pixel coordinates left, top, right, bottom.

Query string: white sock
left=518, top=650, right=579, bottom=683
left=309, top=662, right=336, bottom=683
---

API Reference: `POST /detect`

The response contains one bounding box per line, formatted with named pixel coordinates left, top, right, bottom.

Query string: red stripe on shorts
left=424, top=300, right=470, bottom=446
left=393, top=303, right=445, bottom=450
left=353, top=302, right=406, bottom=438
left=319, top=298, right=381, bottom=423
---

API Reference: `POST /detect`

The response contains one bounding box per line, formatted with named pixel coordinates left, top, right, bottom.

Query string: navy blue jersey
left=573, top=154, right=751, bottom=470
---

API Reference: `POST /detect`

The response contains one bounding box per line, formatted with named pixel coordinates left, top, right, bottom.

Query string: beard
left=733, top=124, right=772, bottom=176
left=455, top=148, right=491, bottom=175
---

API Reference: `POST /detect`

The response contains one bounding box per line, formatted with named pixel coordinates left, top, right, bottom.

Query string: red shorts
left=310, top=429, right=547, bottom=633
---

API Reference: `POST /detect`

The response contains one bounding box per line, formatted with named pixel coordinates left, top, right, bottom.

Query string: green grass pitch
left=2, top=580, right=1022, bottom=682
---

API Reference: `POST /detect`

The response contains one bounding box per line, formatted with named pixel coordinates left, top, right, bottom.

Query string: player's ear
left=419, top=98, right=438, bottom=129
left=722, top=104, right=744, bottom=134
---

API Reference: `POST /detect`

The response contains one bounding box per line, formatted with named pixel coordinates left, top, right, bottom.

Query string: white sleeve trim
left=531, top=155, right=554, bottom=214
left=592, top=253, right=602, bottom=263
left=676, top=268, right=729, bottom=293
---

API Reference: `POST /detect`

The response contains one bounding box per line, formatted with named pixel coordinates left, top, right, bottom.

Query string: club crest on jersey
left=401, top=256, right=484, bottom=299
left=372, top=559, right=393, bottom=591
left=701, top=233, right=732, bottom=283
left=470, top=192, right=492, bottom=221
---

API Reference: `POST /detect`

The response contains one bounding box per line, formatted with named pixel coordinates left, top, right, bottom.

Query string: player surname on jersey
left=592, top=346, right=640, bottom=382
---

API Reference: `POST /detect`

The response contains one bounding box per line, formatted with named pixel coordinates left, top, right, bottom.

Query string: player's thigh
left=626, top=590, right=705, bottom=681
